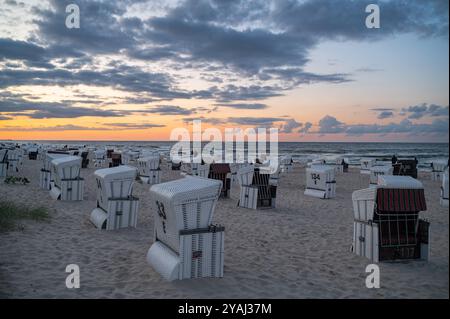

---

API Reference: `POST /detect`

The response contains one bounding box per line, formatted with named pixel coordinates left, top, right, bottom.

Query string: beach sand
left=0, top=158, right=448, bottom=298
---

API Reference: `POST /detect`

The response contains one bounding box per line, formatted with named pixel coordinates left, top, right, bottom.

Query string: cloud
left=299, top=122, right=312, bottom=134
left=216, top=103, right=268, bottom=110
left=145, top=105, right=195, bottom=116
left=318, top=115, right=346, bottom=133
left=105, top=123, right=166, bottom=129
left=402, top=103, right=449, bottom=119
left=377, top=111, right=394, bottom=119
left=308, top=114, right=449, bottom=136
left=0, top=95, right=129, bottom=119
left=280, top=118, right=302, bottom=133
left=0, top=123, right=165, bottom=131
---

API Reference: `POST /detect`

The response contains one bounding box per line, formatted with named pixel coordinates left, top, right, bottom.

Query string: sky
left=0, top=0, right=448, bottom=142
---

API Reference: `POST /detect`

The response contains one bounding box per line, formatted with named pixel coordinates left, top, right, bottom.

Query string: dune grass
left=0, top=201, right=49, bottom=232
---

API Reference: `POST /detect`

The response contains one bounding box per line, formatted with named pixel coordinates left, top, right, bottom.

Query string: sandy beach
left=0, top=157, right=447, bottom=299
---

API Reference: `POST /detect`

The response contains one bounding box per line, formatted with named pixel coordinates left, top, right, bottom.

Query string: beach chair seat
left=304, top=165, right=336, bottom=199
left=432, top=161, right=448, bottom=181
left=369, top=165, right=393, bottom=187
left=208, top=163, right=232, bottom=198
left=360, top=158, right=375, bottom=174
left=138, top=155, right=161, bottom=185
left=49, top=156, right=84, bottom=201
left=351, top=175, right=429, bottom=262
left=90, top=165, right=139, bottom=230
left=146, top=176, right=224, bottom=281
left=441, top=169, right=449, bottom=207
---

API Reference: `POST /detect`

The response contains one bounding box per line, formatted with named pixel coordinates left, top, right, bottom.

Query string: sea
left=5, top=141, right=448, bottom=171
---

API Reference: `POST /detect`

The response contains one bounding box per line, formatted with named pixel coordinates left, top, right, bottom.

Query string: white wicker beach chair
left=280, top=155, right=293, bottom=173
left=0, top=149, right=7, bottom=178
left=441, top=169, right=449, bottom=207
left=146, top=176, right=224, bottom=281
left=181, top=162, right=210, bottom=178
left=432, top=160, right=448, bottom=181
left=369, top=165, right=393, bottom=187
left=93, top=149, right=106, bottom=167
left=304, top=165, right=336, bottom=199
left=360, top=158, right=375, bottom=174
left=137, top=155, right=161, bottom=185
left=237, top=164, right=278, bottom=209
left=39, top=152, right=71, bottom=189
left=90, top=165, right=139, bottom=230
left=351, top=175, right=429, bottom=262
left=6, top=149, right=20, bottom=173
left=324, top=156, right=345, bottom=174
left=49, top=155, right=84, bottom=201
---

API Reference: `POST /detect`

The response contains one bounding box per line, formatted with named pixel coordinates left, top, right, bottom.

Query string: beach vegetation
left=0, top=201, right=49, bottom=232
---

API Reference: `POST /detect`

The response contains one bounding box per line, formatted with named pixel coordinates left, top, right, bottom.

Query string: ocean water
left=10, top=140, right=448, bottom=171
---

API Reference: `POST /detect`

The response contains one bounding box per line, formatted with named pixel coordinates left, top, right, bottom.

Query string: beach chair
left=122, top=150, right=141, bottom=165
left=81, top=151, right=89, bottom=168
left=208, top=163, right=231, bottom=198
left=394, top=158, right=418, bottom=179
left=49, top=156, right=84, bottom=201
left=324, top=156, right=345, bottom=174
left=351, top=175, right=429, bottom=262
left=280, top=155, right=293, bottom=173
left=28, top=147, right=38, bottom=160
left=109, top=152, right=122, bottom=167
left=304, top=165, right=336, bottom=199
left=39, top=151, right=70, bottom=190
left=182, top=162, right=210, bottom=178
left=431, top=161, right=448, bottom=181
left=6, top=149, right=20, bottom=174
left=441, top=169, right=449, bottom=207
left=0, top=149, right=7, bottom=178
left=369, top=165, right=393, bottom=187
left=137, top=155, right=161, bottom=185
left=360, top=158, right=375, bottom=174
left=237, top=164, right=278, bottom=209
left=93, top=149, right=106, bottom=167
left=146, top=176, right=224, bottom=281
left=90, top=165, right=139, bottom=230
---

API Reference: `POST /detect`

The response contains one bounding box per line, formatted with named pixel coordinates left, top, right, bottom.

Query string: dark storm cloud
left=0, top=95, right=129, bottom=118
left=0, top=0, right=447, bottom=111
left=272, top=0, right=448, bottom=40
